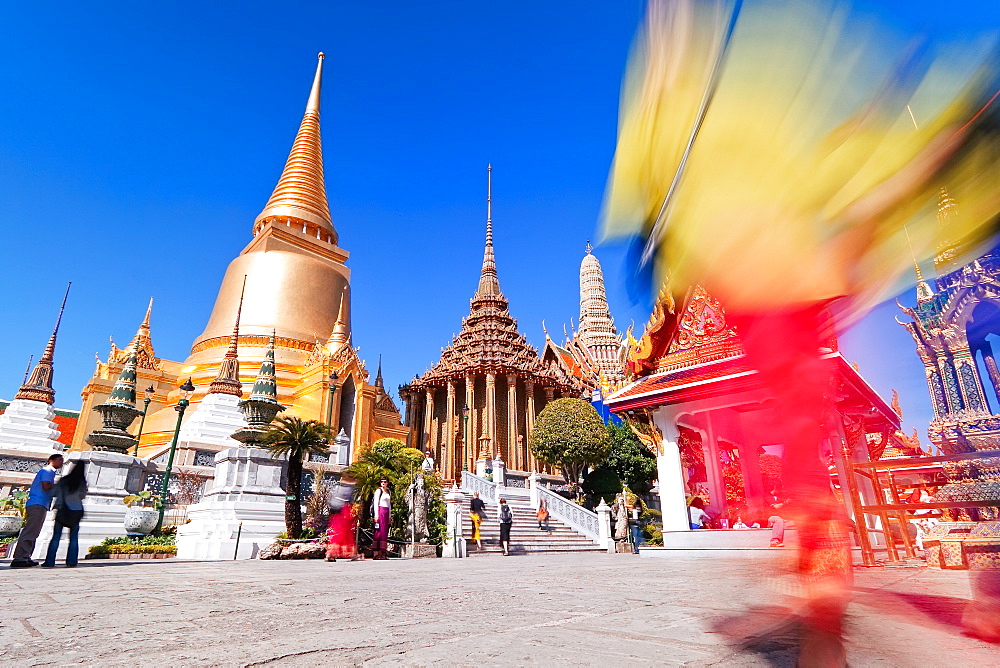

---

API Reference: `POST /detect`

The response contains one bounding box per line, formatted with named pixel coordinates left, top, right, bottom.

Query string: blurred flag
left=603, top=0, right=1000, bottom=322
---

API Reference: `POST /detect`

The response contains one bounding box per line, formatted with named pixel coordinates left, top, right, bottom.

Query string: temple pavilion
left=71, top=54, right=408, bottom=467
left=400, top=167, right=583, bottom=480
left=605, top=285, right=900, bottom=535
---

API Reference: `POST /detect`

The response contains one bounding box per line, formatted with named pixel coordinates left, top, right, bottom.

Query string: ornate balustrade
left=537, top=485, right=600, bottom=543
left=461, top=471, right=496, bottom=503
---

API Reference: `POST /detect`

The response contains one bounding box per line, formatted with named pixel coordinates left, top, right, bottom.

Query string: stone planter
left=0, top=514, right=24, bottom=536
left=123, top=507, right=159, bottom=536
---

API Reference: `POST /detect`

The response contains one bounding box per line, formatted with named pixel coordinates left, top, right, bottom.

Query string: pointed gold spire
left=254, top=53, right=335, bottom=240
left=16, top=283, right=71, bottom=405
left=475, top=164, right=502, bottom=299
left=327, top=291, right=350, bottom=347
left=208, top=277, right=245, bottom=397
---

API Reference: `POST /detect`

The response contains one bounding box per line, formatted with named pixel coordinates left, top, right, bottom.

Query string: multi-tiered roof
left=405, top=167, right=577, bottom=392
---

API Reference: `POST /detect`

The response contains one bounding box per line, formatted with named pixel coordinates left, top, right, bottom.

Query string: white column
left=443, top=485, right=466, bottom=558
left=596, top=499, right=614, bottom=553
left=528, top=471, right=540, bottom=509
left=653, top=408, right=690, bottom=532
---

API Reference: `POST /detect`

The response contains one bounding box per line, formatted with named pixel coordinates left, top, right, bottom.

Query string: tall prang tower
left=542, top=243, right=626, bottom=395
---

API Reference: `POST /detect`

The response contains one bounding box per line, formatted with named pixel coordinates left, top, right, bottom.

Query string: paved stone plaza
left=1, top=553, right=997, bottom=666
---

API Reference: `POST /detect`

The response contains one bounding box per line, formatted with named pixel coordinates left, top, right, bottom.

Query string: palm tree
left=262, top=416, right=332, bottom=539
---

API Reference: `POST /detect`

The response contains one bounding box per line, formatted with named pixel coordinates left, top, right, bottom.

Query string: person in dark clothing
left=42, top=461, right=87, bottom=567
left=498, top=498, right=513, bottom=556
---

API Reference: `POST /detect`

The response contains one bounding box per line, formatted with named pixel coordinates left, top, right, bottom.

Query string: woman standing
left=42, top=461, right=87, bottom=568
left=371, top=478, right=392, bottom=560
left=498, top=498, right=513, bottom=556
left=326, top=474, right=359, bottom=562
left=469, top=492, right=486, bottom=551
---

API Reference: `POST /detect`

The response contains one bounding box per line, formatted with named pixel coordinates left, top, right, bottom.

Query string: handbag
left=55, top=506, right=84, bottom=528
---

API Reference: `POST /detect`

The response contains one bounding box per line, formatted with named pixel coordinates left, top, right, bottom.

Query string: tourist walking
left=42, top=461, right=87, bottom=568
left=767, top=489, right=787, bottom=548
left=498, top=498, right=513, bottom=556
left=371, top=477, right=391, bottom=560
left=469, top=492, right=486, bottom=551
left=628, top=499, right=643, bottom=554
left=326, top=474, right=359, bottom=562
left=536, top=497, right=549, bottom=530
left=10, top=453, right=63, bottom=568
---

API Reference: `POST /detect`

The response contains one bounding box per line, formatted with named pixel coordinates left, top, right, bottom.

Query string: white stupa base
left=0, top=399, right=64, bottom=455
left=176, top=499, right=286, bottom=560
left=175, top=447, right=289, bottom=560
left=175, top=392, right=247, bottom=452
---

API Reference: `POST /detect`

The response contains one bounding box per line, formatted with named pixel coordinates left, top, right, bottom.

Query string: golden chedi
left=73, top=54, right=407, bottom=466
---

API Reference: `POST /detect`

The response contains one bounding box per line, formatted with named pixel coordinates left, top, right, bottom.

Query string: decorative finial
left=15, top=282, right=71, bottom=405
left=328, top=289, right=350, bottom=346
left=586, top=239, right=592, bottom=254
left=208, top=276, right=246, bottom=397
left=318, top=52, right=325, bottom=60
left=21, top=355, right=33, bottom=385
left=475, top=166, right=501, bottom=299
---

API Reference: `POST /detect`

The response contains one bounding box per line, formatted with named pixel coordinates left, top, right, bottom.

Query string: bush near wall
left=88, top=535, right=177, bottom=556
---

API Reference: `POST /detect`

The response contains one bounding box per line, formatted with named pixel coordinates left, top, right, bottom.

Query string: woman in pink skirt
left=371, top=478, right=392, bottom=560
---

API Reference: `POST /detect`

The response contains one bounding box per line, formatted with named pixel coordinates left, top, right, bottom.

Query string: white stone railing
left=460, top=471, right=496, bottom=503
left=536, top=485, right=601, bottom=544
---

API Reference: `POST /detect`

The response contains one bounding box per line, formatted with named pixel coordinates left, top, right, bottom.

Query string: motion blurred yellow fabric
left=603, top=0, right=1000, bottom=320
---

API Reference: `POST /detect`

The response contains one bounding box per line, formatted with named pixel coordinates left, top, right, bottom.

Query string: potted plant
left=122, top=491, right=162, bottom=536
left=0, top=491, right=28, bottom=536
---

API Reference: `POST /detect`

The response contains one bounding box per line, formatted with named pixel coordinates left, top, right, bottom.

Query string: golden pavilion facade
left=72, top=54, right=408, bottom=465
left=400, top=168, right=583, bottom=480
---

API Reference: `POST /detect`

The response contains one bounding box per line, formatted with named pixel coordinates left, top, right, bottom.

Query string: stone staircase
left=461, top=498, right=605, bottom=555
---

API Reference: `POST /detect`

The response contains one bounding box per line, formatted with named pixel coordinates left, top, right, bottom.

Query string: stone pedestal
left=528, top=471, right=540, bottom=509
left=401, top=543, right=437, bottom=558
left=443, top=485, right=466, bottom=558
left=33, top=450, right=156, bottom=561
left=176, top=448, right=287, bottom=560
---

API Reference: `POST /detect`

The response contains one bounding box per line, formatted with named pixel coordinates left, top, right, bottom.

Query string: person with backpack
left=498, top=498, right=513, bottom=556
left=42, top=460, right=87, bottom=568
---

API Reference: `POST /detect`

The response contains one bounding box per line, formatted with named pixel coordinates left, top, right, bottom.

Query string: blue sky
left=0, top=1, right=997, bottom=441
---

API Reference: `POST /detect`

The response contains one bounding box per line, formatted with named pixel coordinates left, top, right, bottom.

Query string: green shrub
left=88, top=534, right=176, bottom=555
left=275, top=527, right=318, bottom=540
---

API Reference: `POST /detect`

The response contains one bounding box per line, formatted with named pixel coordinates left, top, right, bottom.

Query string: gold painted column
left=525, top=380, right=536, bottom=472
left=506, top=374, right=518, bottom=470
left=446, top=381, right=456, bottom=477
left=486, top=373, right=497, bottom=459
left=423, top=388, right=435, bottom=454
left=465, top=374, right=475, bottom=475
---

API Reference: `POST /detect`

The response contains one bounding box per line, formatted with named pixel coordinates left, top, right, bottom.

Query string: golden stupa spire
left=327, top=291, right=350, bottom=347
left=208, top=277, right=246, bottom=397
left=475, top=164, right=502, bottom=299
left=254, top=53, right=335, bottom=240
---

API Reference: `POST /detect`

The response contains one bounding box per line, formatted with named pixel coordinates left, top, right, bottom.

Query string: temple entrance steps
left=460, top=499, right=605, bottom=554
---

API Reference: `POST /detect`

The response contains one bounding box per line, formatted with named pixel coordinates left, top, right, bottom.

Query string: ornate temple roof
left=404, top=169, right=578, bottom=392
left=15, top=284, right=70, bottom=405
left=253, top=53, right=336, bottom=242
